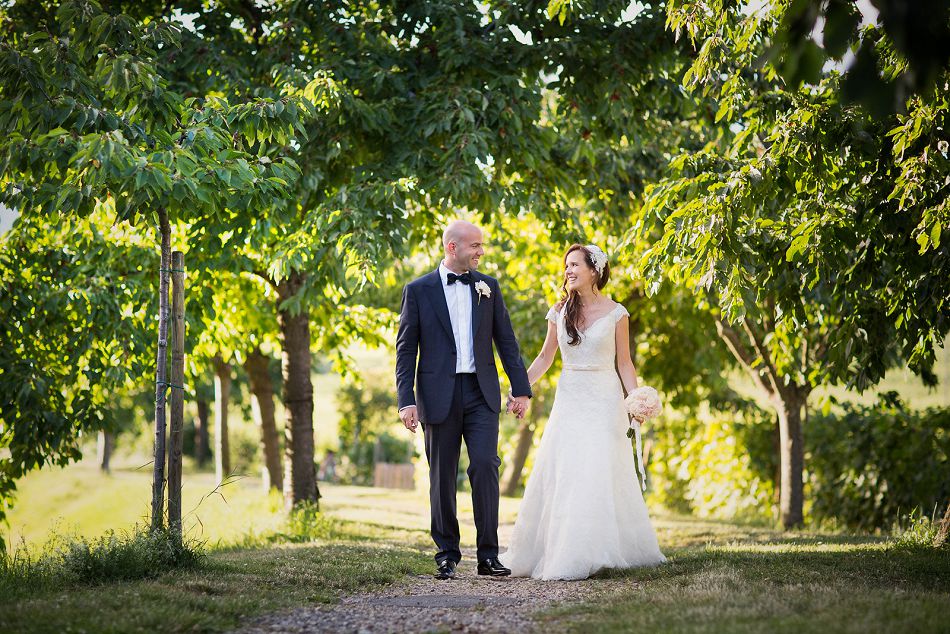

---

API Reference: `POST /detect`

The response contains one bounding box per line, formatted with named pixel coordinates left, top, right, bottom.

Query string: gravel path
left=233, top=552, right=638, bottom=634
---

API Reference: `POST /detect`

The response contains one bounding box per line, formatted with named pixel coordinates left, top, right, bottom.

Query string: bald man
left=396, top=220, right=531, bottom=579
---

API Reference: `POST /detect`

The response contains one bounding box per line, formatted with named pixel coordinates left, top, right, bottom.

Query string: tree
left=127, top=0, right=570, bottom=508
left=630, top=1, right=950, bottom=527
left=0, top=0, right=311, bottom=525
left=0, top=212, right=154, bottom=523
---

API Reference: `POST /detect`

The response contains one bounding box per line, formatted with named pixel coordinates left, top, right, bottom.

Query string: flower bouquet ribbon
left=623, top=386, right=662, bottom=491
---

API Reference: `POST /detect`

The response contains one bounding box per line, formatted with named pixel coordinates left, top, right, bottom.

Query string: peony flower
left=624, top=386, right=661, bottom=422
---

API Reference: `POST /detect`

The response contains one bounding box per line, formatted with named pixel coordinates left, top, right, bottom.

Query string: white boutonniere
left=474, top=280, right=491, bottom=304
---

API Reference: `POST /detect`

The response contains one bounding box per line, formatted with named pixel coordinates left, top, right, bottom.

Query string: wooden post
left=167, top=251, right=185, bottom=536
left=151, top=208, right=171, bottom=532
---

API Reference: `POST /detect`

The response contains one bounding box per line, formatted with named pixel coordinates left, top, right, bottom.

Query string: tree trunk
left=501, top=403, right=540, bottom=497
left=150, top=207, right=171, bottom=532
left=167, top=251, right=185, bottom=535
left=935, top=501, right=950, bottom=548
left=773, top=388, right=805, bottom=529
left=213, top=354, right=232, bottom=485
left=278, top=270, right=319, bottom=510
left=195, top=399, right=210, bottom=467
left=97, top=430, right=113, bottom=474
left=244, top=347, right=283, bottom=491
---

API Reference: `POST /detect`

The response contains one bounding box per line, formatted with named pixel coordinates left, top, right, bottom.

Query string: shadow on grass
left=564, top=537, right=950, bottom=634
left=593, top=543, right=950, bottom=592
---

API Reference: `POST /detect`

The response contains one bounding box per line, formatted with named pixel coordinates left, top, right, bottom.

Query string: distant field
left=3, top=457, right=521, bottom=553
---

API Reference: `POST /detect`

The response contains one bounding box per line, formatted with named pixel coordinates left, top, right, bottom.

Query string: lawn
left=3, top=460, right=948, bottom=633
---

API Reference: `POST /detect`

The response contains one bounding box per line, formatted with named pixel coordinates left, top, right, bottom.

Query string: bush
left=0, top=526, right=203, bottom=597
left=648, top=402, right=777, bottom=523
left=806, top=395, right=950, bottom=532
left=336, top=377, right=415, bottom=485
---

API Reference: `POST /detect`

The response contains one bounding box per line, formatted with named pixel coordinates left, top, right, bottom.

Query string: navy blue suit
left=396, top=267, right=531, bottom=563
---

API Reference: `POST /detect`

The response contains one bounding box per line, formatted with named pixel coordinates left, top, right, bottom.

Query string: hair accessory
left=585, top=244, right=608, bottom=276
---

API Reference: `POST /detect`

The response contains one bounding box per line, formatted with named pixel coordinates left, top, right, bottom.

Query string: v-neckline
left=575, top=302, right=616, bottom=336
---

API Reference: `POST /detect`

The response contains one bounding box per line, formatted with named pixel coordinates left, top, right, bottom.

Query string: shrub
left=806, top=395, right=950, bottom=532
left=336, top=377, right=415, bottom=485
left=648, top=402, right=777, bottom=523
left=0, top=526, right=203, bottom=597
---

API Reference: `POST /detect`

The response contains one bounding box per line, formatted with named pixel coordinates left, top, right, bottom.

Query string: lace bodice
left=546, top=301, right=629, bottom=370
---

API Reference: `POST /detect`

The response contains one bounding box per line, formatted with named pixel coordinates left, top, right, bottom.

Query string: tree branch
left=715, top=317, right=773, bottom=396
left=741, top=317, right=783, bottom=397
left=250, top=267, right=276, bottom=289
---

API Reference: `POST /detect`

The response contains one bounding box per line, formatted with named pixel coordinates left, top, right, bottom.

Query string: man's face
left=452, top=227, right=485, bottom=271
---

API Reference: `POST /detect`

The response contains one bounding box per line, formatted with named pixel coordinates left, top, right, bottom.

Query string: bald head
left=442, top=220, right=485, bottom=273
left=442, top=220, right=481, bottom=249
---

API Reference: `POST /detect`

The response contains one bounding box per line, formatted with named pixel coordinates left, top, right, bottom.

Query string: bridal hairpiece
left=585, top=244, right=608, bottom=276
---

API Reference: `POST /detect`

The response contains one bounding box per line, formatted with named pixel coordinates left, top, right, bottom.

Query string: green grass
left=2, top=541, right=429, bottom=633
left=2, top=462, right=433, bottom=633
left=5, top=455, right=949, bottom=634
left=542, top=534, right=950, bottom=633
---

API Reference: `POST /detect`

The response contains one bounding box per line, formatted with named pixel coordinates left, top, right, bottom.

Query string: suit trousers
left=422, top=372, right=501, bottom=564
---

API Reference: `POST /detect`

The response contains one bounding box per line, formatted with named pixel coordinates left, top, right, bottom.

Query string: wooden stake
left=151, top=208, right=171, bottom=532
left=167, top=250, right=185, bottom=536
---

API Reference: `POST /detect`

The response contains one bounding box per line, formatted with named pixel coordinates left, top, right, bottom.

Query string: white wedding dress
left=499, top=301, right=666, bottom=580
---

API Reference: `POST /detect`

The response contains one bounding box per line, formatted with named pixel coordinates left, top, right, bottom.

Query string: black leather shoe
left=477, top=557, right=511, bottom=577
left=435, top=559, right=457, bottom=580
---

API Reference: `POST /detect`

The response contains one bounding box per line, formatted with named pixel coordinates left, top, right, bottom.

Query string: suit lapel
left=470, top=272, right=483, bottom=338
left=426, top=269, right=455, bottom=341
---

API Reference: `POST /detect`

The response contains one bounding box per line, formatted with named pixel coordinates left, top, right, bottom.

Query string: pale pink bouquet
left=624, top=386, right=660, bottom=491
left=624, top=386, right=661, bottom=437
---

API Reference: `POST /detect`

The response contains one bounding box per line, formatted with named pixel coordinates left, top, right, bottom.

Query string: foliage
left=650, top=394, right=950, bottom=531
left=0, top=525, right=202, bottom=596
left=664, top=0, right=950, bottom=116
left=0, top=0, right=310, bottom=517
left=891, top=509, right=944, bottom=550
left=335, top=375, right=414, bottom=486
left=0, top=0, right=307, bottom=225
left=0, top=213, right=154, bottom=523
left=640, top=0, right=950, bottom=390
left=806, top=395, right=950, bottom=532
left=648, top=402, right=777, bottom=523
left=625, top=0, right=950, bottom=528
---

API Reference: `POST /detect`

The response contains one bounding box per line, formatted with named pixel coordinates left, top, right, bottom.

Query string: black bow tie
left=447, top=272, right=472, bottom=285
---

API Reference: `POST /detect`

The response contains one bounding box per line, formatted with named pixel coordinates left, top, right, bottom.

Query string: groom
left=396, top=220, right=531, bottom=580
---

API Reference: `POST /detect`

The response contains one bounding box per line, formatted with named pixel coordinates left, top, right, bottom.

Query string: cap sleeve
left=613, top=302, right=630, bottom=323
left=545, top=304, right=560, bottom=323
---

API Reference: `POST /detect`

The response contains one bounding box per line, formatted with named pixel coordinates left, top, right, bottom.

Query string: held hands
left=400, top=405, right=419, bottom=434
left=506, top=393, right=529, bottom=419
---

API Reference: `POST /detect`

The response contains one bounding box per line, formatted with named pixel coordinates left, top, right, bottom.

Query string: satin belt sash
left=562, top=363, right=613, bottom=371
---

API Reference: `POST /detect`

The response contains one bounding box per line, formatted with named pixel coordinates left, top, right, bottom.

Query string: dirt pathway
left=233, top=551, right=637, bottom=633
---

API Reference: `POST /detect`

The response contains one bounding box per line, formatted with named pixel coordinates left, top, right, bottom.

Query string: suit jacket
left=395, top=267, right=532, bottom=425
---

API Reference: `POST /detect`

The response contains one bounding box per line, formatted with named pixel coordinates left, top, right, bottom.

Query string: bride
left=499, top=244, right=666, bottom=580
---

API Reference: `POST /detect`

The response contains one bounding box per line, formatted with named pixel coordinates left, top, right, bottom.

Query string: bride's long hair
left=559, top=244, right=610, bottom=346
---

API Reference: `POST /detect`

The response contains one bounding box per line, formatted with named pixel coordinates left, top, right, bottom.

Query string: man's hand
left=400, top=405, right=419, bottom=433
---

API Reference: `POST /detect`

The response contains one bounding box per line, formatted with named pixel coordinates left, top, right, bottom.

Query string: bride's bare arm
left=525, top=320, right=559, bottom=385
left=615, top=315, right=640, bottom=395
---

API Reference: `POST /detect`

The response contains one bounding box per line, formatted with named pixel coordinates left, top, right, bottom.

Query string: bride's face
left=564, top=249, right=596, bottom=292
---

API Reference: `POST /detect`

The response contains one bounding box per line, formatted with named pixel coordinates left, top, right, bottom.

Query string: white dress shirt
left=439, top=261, right=476, bottom=373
